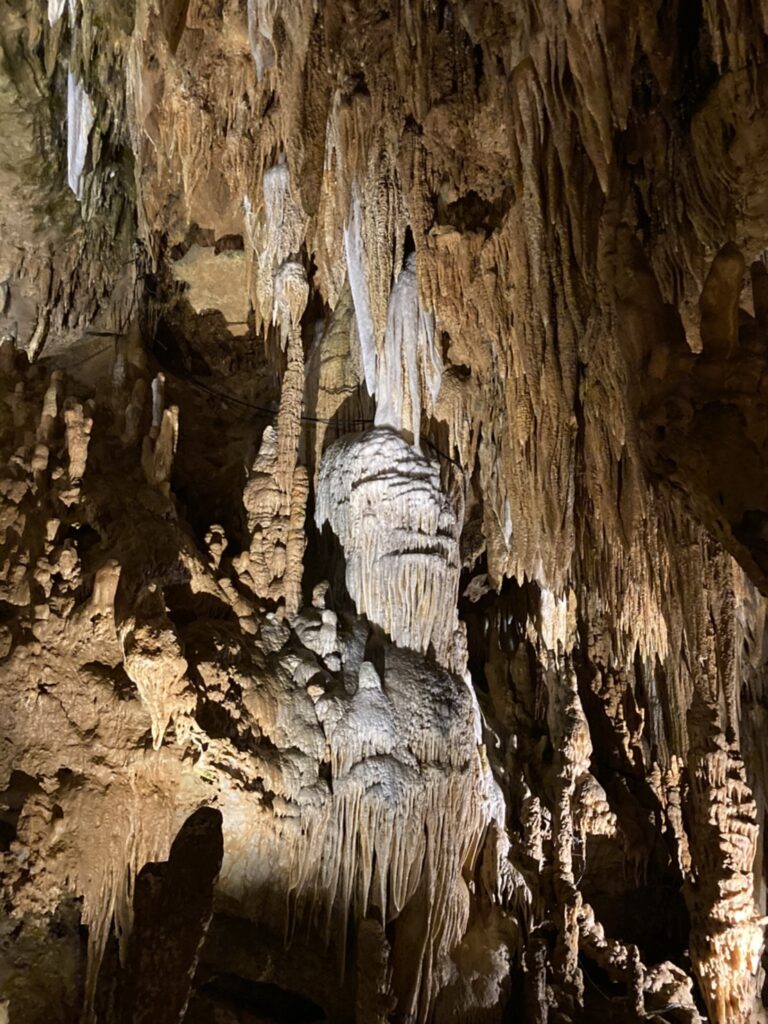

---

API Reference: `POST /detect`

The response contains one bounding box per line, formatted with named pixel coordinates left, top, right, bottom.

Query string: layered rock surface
left=1, top=0, right=768, bottom=1022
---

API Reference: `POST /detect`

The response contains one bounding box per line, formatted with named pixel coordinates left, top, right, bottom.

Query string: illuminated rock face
left=316, top=427, right=462, bottom=669
left=3, top=1, right=768, bottom=1022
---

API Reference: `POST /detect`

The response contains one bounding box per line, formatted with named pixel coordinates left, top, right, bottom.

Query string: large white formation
left=66, top=71, right=95, bottom=200
left=316, top=427, right=461, bottom=668
left=344, top=196, right=442, bottom=449
left=376, top=253, right=442, bottom=448
left=214, top=616, right=503, bottom=1024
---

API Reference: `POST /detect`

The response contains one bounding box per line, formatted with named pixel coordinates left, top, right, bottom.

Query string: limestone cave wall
left=1, top=0, right=768, bottom=1021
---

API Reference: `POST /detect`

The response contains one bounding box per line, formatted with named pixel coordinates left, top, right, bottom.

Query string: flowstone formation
left=315, top=427, right=462, bottom=671
left=2, top=1, right=768, bottom=1022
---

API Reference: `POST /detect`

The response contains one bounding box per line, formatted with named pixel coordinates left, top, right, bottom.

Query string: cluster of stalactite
left=2, top=0, right=768, bottom=1021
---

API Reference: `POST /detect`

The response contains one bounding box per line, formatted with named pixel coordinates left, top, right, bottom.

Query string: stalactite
left=118, top=585, right=193, bottom=750
left=47, top=0, right=67, bottom=26
left=376, top=253, right=441, bottom=448
left=344, top=183, right=378, bottom=397
left=304, top=283, right=372, bottom=482
left=66, top=71, right=95, bottom=201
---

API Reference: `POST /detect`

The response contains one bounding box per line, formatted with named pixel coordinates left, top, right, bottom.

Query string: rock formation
left=1, top=1, right=768, bottom=1022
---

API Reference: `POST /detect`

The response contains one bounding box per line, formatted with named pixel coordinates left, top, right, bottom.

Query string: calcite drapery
left=316, top=426, right=462, bottom=669
left=375, top=253, right=442, bottom=448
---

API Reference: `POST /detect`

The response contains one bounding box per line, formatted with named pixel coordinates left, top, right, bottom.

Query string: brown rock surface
left=1, top=1, right=768, bottom=1022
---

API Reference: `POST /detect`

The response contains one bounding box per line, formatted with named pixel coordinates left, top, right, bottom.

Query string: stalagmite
left=139, top=369, right=178, bottom=495
left=149, top=373, right=165, bottom=441
left=151, top=405, right=179, bottom=495
left=0, top=337, right=15, bottom=376
left=37, top=371, right=63, bottom=444
left=235, top=260, right=308, bottom=614
left=117, top=808, right=223, bottom=1024
left=88, top=559, right=121, bottom=618
left=63, top=398, right=93, bottom=483
left=685, top=697, right=764, bottom=1023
